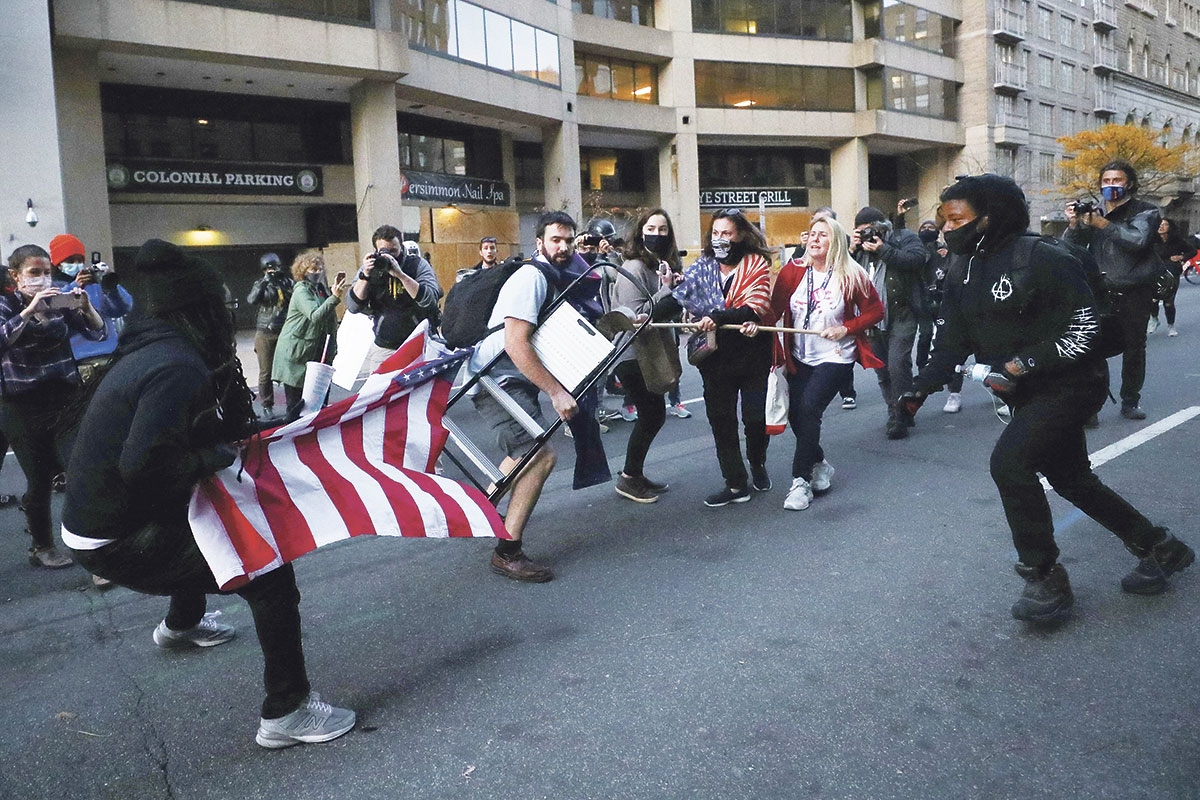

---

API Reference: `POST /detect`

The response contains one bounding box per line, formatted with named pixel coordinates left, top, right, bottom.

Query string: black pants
left=699, top=358, right=769, bottom=490
left=0, top=382, right=78, bottom=550
left=786, top=362, right=852, bottom=481
left=869, top=317, right=917, bottom=413
left=1112, top=283, right=1153, bottom=407
left=990, top=380, right=1161, bottom=569
left=614, top=360, right=666, bottom=478
left=74, top=519, right=311, bottom=719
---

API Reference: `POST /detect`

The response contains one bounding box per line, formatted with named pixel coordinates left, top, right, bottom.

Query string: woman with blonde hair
left=272, top=250, right=347, bottom=411
left=744, top=216, right=884, bottom=510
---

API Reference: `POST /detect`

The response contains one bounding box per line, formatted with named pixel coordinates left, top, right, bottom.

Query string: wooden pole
left=647, top=322, right=822, bottom=335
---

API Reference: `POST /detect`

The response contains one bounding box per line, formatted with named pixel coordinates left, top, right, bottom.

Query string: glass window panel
left=484, top=10, right=513, bottom=71
left=103, top=112, right=125, bottom=157
left=398, top=133, right=411, bottom=168
left=535, top=29, right=559, bottom=85
left=456, top=1, right=486, bottom=65
left=125, top=115, right=191, bottom=159
left=611, top=60, right=635, bottom=102
left=445, top=138, right=467, bottom=175
left=512, top=21, right=538, bottom=80
left=633, top=63, right=656, bottom=103
left=594, top=60, right=613, bottom=96
left=253, top=121, right=305, bottom=162
left=409, top=134, right=445, bottom=172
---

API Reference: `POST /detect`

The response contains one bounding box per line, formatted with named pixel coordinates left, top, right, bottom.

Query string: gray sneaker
left=810, top=460, right=835, bottom=493
left=256, top=692, right=356, bottom=749
left=153, top=611, right=236, bottom=649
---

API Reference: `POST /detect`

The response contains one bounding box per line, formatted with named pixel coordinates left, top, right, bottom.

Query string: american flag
left=188, top=323, right=510, bottom=591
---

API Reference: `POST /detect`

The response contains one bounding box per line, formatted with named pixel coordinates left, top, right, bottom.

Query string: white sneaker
left=811, top=460, right=835, bottom=493
left=256, top=692, right=356, bottom=749
left=1147, top=317, right=1159, bottom=334
left=1168, top=325, right=1179, bottom=337
left=943, top=392, right=962, bottom=413
left=997, top=404, right=1012, bottom=418
left=783, top=477, right=813, bottom=510
left=153, top=611, right=236, bottom=649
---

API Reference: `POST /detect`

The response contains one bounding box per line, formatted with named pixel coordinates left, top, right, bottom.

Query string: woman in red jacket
left=745, top=217, right=884, bottom=510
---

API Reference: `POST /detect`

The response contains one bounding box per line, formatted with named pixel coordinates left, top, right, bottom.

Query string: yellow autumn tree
left=1055, top=123, right=1198, bottom=199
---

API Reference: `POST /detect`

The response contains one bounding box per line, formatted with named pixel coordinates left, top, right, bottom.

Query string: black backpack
left=1011, top=234, right=1123, bottom=358
left=439, top=257, right=556, bottom=349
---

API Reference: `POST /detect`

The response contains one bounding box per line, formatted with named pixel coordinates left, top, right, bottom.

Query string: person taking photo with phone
left=0, top=244, right=104, bottom=569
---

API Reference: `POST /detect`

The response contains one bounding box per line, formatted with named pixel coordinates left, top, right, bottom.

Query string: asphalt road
left=1, top=287, right=1198, bottom=800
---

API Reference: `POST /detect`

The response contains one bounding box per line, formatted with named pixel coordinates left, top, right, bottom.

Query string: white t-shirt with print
left=788, top=269, right=856, bottom=366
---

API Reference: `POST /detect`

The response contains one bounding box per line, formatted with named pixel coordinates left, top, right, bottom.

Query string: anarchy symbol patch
left=991, top=275, right=1013, bottom=302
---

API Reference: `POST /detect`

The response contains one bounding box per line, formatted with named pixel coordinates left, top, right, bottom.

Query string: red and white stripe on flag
left=188, top=323, right=509, bottom=591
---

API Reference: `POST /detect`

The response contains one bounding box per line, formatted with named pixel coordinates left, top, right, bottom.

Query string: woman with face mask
left=660, top=209, right=774, bottom=507
left=272, top=251, right=348, bottom=412
left=0, top=244, right=105, bottom=568
left=901, top=174, right=1194, bottom=623
left=608, top=208, right=684, bottom=503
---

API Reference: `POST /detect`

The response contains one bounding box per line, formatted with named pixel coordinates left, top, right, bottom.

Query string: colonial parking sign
left=106, top=159, right=324, bottom=196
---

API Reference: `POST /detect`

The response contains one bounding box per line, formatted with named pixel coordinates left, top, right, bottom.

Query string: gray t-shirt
left=467, top=263, right=549, bottom=386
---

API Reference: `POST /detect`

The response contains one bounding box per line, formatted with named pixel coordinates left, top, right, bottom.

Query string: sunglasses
left=480, top=237, right=497, bottom=244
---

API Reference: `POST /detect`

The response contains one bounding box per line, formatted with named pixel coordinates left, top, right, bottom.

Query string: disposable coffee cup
left=301, top=361, right=335, bottom=413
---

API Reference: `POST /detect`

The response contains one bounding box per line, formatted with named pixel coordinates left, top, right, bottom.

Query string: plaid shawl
left=672, top=253, right=772, bottom=318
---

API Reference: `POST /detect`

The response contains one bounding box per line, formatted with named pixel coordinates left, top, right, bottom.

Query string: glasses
left=716, top=208, right=745, bottom=218
left=480, top=237, right=497, bottom=244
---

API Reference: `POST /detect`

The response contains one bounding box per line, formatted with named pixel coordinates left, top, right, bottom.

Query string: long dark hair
left=702, top=209, right=774, bottom=262
left=623, top=207, right=681, bottom=271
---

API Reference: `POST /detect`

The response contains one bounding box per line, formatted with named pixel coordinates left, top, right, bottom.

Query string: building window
left=698, top=146, right=831, bottom=188
left=1033, top=102, right=1053, bottom=134
left=1037, top=55, right=1054, bottom=87
left=101, top=85, right=352, bottom=164
left=176, top=0, right=372, bottom=25
left=1060, top=107, right=1076, bottom=136
left=1059, top=61, right=1075, bottom=93
left=580, top=148, right=646, bottom=192
left=576, top=53, right=658, bottom=103
left=572, top=0, right=654, bottom=26
left=513, top=141, right=544, bottom=190
left=401, top=0, right=560, bottom=86
left=865, top=67, right=958, bottom=120
left=862, top=0, right=957, bottom=56
left=1057, top=15, right=1075, bottom=49
left=400, top=134, right=467, bottom=175
left=1037, top=5, right=1054, bottom=38
left=1038, top=152, right=1056, bottom=183
left=692, top=0, right=853, bottom=41
left=695, top=62, right=855, bottom=111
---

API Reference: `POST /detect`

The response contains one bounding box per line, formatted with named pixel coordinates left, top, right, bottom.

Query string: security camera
left=25, top=199, right=37, bottom=228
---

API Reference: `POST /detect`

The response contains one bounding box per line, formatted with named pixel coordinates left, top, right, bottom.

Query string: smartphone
left=902, top=197, right=919, bottom=210
left=335, top=271, right=346, bottom=283
left=45, top=292, right=84, bottom=311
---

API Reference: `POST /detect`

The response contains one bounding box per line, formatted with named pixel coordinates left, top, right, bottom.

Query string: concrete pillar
left=658, top=133, right=702, bottom=252
left=831, top=137, right=869, bottom=224
left=54, top=49, right=113, bottom=261
left=0, top=1, right=65, bottom=260
left=350, top=79, right=403, bottom=252
left=917, top=149, right=956, bottom=217
left=542, top=120, right=582, bottom=224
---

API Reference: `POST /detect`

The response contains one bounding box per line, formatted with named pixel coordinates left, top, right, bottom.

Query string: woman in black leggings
left=1150, top=218, right=1191, bottom=337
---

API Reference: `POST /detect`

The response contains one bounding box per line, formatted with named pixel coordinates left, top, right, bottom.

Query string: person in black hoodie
left=901, top=175, right=1193, bottom=623
left=62, top=239, right=355, bottom=749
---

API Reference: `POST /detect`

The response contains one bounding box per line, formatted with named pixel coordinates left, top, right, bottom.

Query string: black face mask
left=719, top=241, right=746, bottom=266
left=643, top=234, right=669, bottom=255
left=918, top=229, right=939, bottom=244
left=943, top=218, right=984, bottom=255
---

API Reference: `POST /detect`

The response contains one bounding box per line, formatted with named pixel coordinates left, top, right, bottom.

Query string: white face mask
left=711, top=238, right=732, bottom=260
left=21, top=275, right=52, bottom=295
left=59, top=262, right=83, bottom=277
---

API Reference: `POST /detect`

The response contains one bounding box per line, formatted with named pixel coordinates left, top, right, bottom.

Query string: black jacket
left=246, top=271, right=294, bottom=332
left=1063, top=198, right=1160, bottom=289
left=914, top=234, right=1107, bottom=400
left=854, top=227, right=929, bottom=326
left=63, top=320, right=235, bottom=539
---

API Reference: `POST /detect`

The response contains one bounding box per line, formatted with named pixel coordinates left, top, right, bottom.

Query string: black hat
left=854, top=207, right=887, bottom=227
left=134, top=239, right=226, bottom=316
left=259, top=252, right=281, bottom=270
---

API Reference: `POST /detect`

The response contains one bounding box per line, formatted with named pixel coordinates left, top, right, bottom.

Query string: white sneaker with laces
left=153, top=611, right=236, bottom=649
left=943, top=392, right=962, bottom=413
left=668, top=402, right=692, bottom=418
left=1147, top=317, right=1159, bottom=334
left=1168, top=325, right=1179, bottom=337
left=783, top=477, right=813, bottom=510
left=810, top=460, right=835, bottom=493
left=256, top=692, right=356, bottom=749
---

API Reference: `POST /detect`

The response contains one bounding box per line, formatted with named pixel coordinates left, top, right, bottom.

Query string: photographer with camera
left=347, top=225, right=442, bottom=382
left=900, top=174, right=1192, bottom=622
left=850, top=206, right=929, bottom=439
left=1063, top=161, right=1160, bottom=421
left=245, top=253, right=293, bottom=415
left=49, top=234, right=133, bottom=386
left=0, top=244, right=104, bottom=569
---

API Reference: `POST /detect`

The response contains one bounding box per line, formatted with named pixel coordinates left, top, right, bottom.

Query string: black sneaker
left=641, top=475, right=669, bottom=494
left=751, top=464, right=771, bottom=492
left=616, top=474, right=659, bottom=504
left=886, top=416, right=909, bottom=440
left=1121, top=532, right=1195, bottom=595
left=1011, top=563, right=1074, bottom=622
left=704, top=486, right=751, bottom=508
left=1120, top=404, right=1147, bottom=420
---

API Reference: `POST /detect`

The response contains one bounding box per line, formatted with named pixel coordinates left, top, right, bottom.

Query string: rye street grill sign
left=400, top=170, right=511, bottom=207
left=699, top=187, right=809, bottom=208
left=106, top=160, right=323, bottom=196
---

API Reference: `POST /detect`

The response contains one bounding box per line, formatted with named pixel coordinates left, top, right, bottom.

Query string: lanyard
left=802, top=266, right=833, bottom=329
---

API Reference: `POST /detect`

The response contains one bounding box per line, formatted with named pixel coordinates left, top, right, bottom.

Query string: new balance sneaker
left=667, top=402, right=692, bottom=419
left=841, top=396, right=857, bottom=410
left=616, top=473, right=659, bottom=504
left=810, top=460, right=835, bottom=493
left=619, top=404, right=639, bottom=422
left=1011, top=563, right=1073, bottom=622
left=1121, top=532, right=1195, bottom=595
left=783, top=477, right=813, bottom=511
left=943, top=392, right=962, bottom=413
left=751, top=464, right=772, bottom=492
left=256, top=692, right=356, bottom=749
left=704, top=486, right=751, bottom=507
left=153, top=611, right=236, bottom=649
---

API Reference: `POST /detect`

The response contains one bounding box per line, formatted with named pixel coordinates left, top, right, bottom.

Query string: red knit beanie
left=48, top=234, right=86, bottom=267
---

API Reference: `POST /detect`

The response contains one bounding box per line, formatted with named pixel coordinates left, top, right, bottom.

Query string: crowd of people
left=2, top=164, right=1195, bottom=750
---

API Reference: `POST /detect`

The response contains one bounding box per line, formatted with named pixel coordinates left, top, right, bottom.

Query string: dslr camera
left=859, top=224, right=890, bottom=245
left=1072, top=199, right=1099, bottom=216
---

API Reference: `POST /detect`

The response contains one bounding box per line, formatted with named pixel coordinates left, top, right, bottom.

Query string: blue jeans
left=786, top=362, right=854, bottom=481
